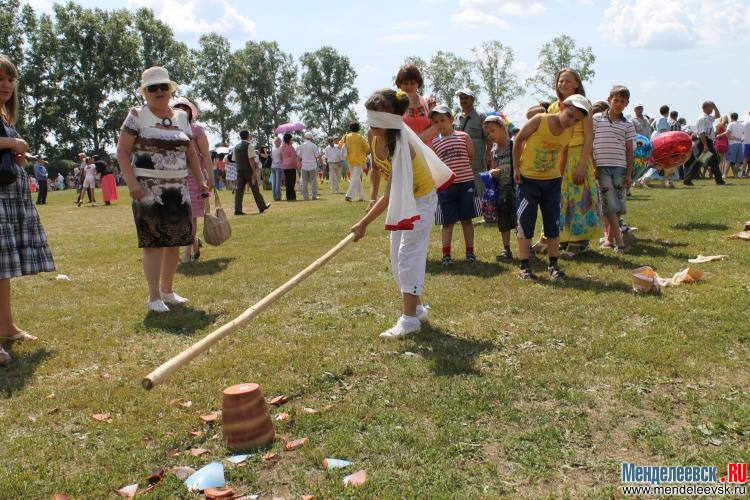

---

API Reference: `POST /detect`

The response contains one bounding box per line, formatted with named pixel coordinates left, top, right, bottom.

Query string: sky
left=24, top=0, right=750, bottom=137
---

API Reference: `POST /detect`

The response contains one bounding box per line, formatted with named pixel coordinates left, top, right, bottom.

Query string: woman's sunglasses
left=146, top=83, right=170, bottom=93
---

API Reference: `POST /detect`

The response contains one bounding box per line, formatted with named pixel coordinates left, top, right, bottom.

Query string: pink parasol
left=274, top=122, right=306, bottom=134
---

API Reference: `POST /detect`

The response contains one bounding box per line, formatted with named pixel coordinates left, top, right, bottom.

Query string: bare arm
left=116, top=130, right=145, bottom=199
left=464, top=133, right=474, bottom=164
left=512, top=115, right=542, bottom=184
left=186, top=143, right=208, bottom=192
left=625, top=140, right=634, bottom=187
left=195, top=134, right=214, bottom=189
left=351, top=178, right=391, bottom=241
left=0, top=137, right=28, bottom=154
left=573, top=115, right=594, bottom=184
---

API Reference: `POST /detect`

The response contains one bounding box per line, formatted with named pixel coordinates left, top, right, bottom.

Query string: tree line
left=0, top=0, right=596, bottom=162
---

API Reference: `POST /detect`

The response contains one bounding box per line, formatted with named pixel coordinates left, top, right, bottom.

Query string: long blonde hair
left=0, top=56, right=19, bottom=124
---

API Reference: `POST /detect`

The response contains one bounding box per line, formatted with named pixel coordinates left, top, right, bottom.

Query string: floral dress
left=0, top=120, right=55, bottom=278
left=121, top=105, right=194, bottom=248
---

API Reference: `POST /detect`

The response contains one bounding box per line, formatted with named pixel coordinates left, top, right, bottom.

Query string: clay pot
left=222, top=383, right=274, bottom=451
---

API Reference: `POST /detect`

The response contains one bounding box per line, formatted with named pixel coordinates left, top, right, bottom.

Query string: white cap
left=634, top=103, right=644, bottom=109
left=455, top=88, right=475, bottom=98
left=562, top=94, right=592, bottom=116
left=304, top=131, right=313, bottom=139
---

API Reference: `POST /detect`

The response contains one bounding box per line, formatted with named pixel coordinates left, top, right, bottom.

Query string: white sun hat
left=139, top=66, right=178, bottom=95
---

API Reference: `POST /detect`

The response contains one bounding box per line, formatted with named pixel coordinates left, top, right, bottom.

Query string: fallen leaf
left=284, top=438, right=307, bottom=451
left=274, top=412, right=290, bottom=421
left=200, top=412, right=221, bottom=423
left=268, top=395, right=289, bottom=406
left=189, top=448, right=208, bottom=457
left=205, top=487, right=236, bottom=499
left=343, top=469, right=367, bottom=487
left=115, top=483, right=138, bottom=497
left=262, top=452, right=278, bottom=462
left=166, top=448, right=180, bottom=457
left=170, top=465, right=195, bottom=480
left=189, top=430, right=203, bottom=437
left=147, top=467, right=165, bottom=484
left=91, top=413, right=111, bottom=422
left=301, top=496, right=314, bottom=500
left=323, top=404, right=334, bottom=410
left=303, top=407, right=318, bottom=414
left=179, top=400, right=193, bottom=408
left=53, top=494, right=69, bottom=500
left=47, top=407, right=60, bottom=415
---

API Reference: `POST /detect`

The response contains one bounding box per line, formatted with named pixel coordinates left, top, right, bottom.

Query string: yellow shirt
left=520, top=114, right=572, bottom=180
left=548, top=100, right=584, bottom=147
left=339, top=132, right=369, bottom=166
left=371, top=136, right=435, bottom=198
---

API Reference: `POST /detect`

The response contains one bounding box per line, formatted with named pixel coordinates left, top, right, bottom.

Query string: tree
left=299, top=46, right=358, bottom=137
left=0, top=0, right=25, bottom=66
left=51, top=4, right=141, bottom=155
left=332, top=106, right=359, bottom=138
left=233, top=40, right=297, bottom=148
left=424, top=51, right=476, bottom=109
left=193, top=33, right=236, bottom=144
left=526, top=34, right=596, bottom=100
left=472, top=41, right=523, bottom=111
left=133, top=8, right=194, bottom=84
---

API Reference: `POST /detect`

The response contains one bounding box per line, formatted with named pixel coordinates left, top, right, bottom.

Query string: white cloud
left=458, top=0, right=547, bottom=16
left=126, top=0, right=256, bottom=38
left=601, top=0, right=750, bottom=50
left=377, top=33, right=427, bottom=43
left=361, top=64, right=379, bottom=73
left=386, top=20, right=433, bottom=31
left=450, top=9, right=510, bottom=29
left=641, top=79, right=702, bottom=93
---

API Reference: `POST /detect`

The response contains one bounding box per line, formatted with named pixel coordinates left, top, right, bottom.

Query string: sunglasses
left=146, top=83, right=170, bottom=93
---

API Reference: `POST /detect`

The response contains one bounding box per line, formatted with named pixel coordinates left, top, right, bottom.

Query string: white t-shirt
left=695, top=114, right=715, bottom=140
left=726, top=121, right=743, bottom=144
left=297, top=141, right=320, bottom=170
left=743, top=119, right=750, bottom=145
left=84, top=164, right=97, bottom=180
left=271, top=146, right=282, bottom=167
left=324, top=145, right=341, bottom=163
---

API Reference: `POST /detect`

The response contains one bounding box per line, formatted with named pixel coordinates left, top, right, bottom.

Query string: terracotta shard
left=189, top=447, right=208, bottom=457
left=301, top=496, right=314, bottom=500
left=200, top=412, right=221, bottom=423
left=268, top=395, right=289, bottom=406
left=115, top=483, right=138, bottom=497
left=284, top=438, right=307, bottom=451
left=53, top=494, right=70, bottom=500
left=274, top=412, right=290, bottom=421
left=166, top=448, right=180, bottom=457
left=262, top=452, right=278, bottom=462
left=179, top=400, right=193, bottom=408
left=91, top=413, right=111, bottom=422
left=170, top=465, right=195, bottom=480
left=147, top=467, right=165, bottom=484
left=204, top=486, right=236, bottom=499
left=303, top=407, right=318, bottom=414
left=189, top=430, right=203, bottom=437
left=343, top=469, right=367, bottom=487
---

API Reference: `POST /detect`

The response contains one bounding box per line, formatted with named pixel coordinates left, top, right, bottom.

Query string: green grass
left=2, top=178, right=750, bottom=498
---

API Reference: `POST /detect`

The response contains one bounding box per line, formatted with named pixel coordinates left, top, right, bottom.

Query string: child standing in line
left=429, top=105, right=478, bottom=265
left=592, top=85, right=636, bottom=252
left=513, top=94, right=591, bottom=280
left=483, top=115, right=515, bottom=260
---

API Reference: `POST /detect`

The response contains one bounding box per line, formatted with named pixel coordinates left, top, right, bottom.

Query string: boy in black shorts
left=484, top=115, right=515, bottom=260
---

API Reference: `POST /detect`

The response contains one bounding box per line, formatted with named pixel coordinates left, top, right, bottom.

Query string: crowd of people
left=0, top=56, right=747, bottom=364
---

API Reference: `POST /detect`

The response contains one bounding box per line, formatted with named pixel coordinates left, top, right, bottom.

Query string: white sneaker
left=416, top=304, right=430, bottom=322
left=147, top=299, right=170, bottom=313
left=379, top=315, right=420, bottom=339
left=160, top=291, right=189, bottom=305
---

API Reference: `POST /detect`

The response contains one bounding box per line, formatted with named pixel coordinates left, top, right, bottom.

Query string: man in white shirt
left=686, top=101, right=724, bottom=185
left=726, top=112, right=744, bottom=177
left=297, top=132, right=321, bottom=200
left=742, top=111, right=750, bottom=177
left=323, top=137, right=342, bottom=194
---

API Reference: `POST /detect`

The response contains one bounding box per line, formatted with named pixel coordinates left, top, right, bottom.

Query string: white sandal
left=0, top=331, right=37, bottom=342
left=0, top=346, right=11, bottom=365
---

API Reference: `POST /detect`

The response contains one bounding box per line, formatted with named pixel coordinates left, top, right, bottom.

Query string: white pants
left=345, top=165, right=365, bottom=201
left=301, top=169, right=318, bottom=199
left=328, top=162, right=342, bottom=193
left=390, top=191, right=437, bottom=296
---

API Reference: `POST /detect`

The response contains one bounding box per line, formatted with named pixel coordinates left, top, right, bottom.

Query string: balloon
left=651, top=131, right=692, bottom=169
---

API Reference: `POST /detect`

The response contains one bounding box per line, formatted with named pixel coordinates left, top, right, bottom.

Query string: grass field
left=2, top=177, right=750, bottom=498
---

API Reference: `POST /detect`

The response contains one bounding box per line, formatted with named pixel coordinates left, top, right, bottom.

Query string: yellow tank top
left=519, top=114, right=572, bottom=180
left=548, top=100, right=584, bottom=147
left=371, top=136, right=435, bottom=198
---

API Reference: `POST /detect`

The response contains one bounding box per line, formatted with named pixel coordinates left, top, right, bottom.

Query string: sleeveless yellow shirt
left=548, top=100, right=585, bottom=147
left=371, top=136, right=435, bottom=198
left=519, top=114, right=573, bottom=180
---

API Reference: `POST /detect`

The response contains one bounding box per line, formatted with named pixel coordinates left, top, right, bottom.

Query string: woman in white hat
left=116, top=67, right=209, bottom=313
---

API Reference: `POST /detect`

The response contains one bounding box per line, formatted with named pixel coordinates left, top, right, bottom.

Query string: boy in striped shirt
left=592, top=85, right=636, bottom=252
left=430, top=105, right=479, bottom=265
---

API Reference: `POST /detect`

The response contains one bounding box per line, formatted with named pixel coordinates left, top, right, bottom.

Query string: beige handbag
left=203, top=190, right=231, bottom=246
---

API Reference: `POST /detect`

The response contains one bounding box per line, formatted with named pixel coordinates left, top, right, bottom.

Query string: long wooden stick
left=142, top=233, right=356, bottom=390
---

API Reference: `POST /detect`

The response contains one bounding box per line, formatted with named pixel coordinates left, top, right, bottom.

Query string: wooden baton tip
left=142, top=378, right=154, bottom=390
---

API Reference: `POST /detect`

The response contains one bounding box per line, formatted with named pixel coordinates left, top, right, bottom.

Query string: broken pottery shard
left=147, top=467, right=165, bottom=484
left=284, top=438, right=307, bottom=451
left=303, top=407, right=318, bottom=414
left=274, top=412, right=290, bottom=421
left=323, top=458, right=353, bottom=469
left=204, top=486, right=236, bottom=499
left=91, top=413, right=111, bottom=422
left=226, top=454, right=251, bottom=464
left=343, top=470, right=367, bottom=487
left=53, top=494, right=70, bottom=500
left=189, top=448, right=208, bottom=457
left=166, top=448, right=180, bottom=457
left=262, top=452, right=278, bottom=462
left=200, top=412, right=221, bottom=423
left=115, top=484, right=138, bottom=497
left=268, top=395, right=289, bottom=406
left=688, top=254, right=728, bottom=263
left=184, top=462, right=225, bottom=492
left=170, top=466, right=195, bottom=480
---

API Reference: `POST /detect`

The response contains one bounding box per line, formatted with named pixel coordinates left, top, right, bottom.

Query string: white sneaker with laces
left=161, top=291, right=189, bottom=305
left=416, top=304, right=430, bottom=322
left=379, top=315, right=420, bottom=339
left=147, top=299, right=170, bottom=313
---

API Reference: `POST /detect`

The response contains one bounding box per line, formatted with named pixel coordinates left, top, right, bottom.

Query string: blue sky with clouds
left=27, top=0, right=750, bottom=128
